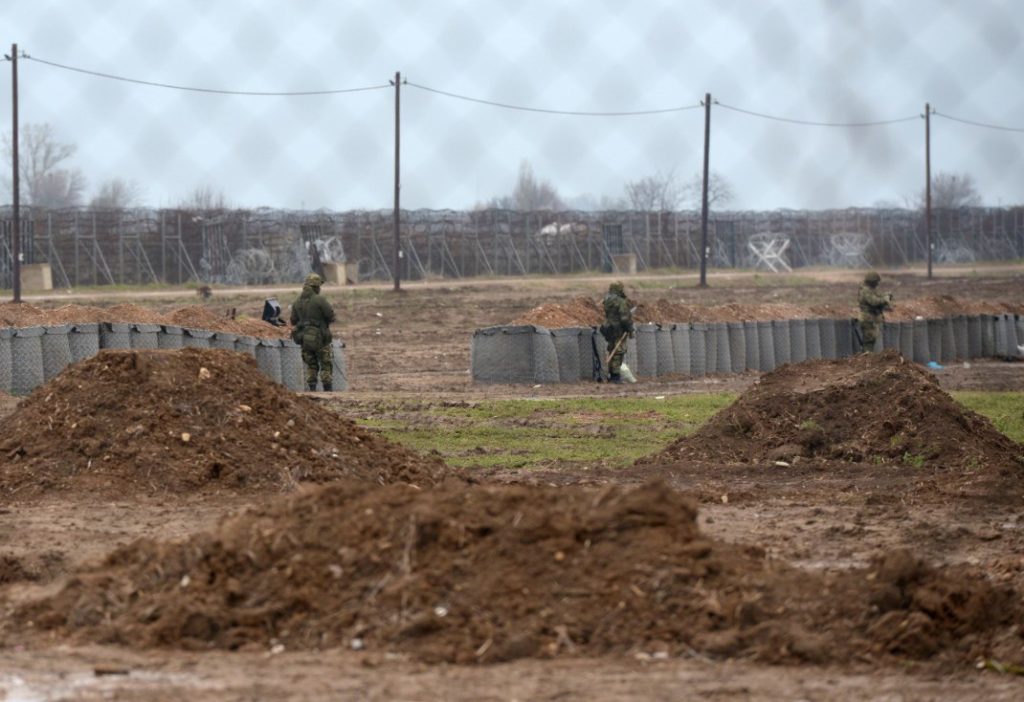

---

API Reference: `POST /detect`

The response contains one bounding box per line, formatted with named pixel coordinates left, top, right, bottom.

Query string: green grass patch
left=953, top=392, right=1024, bottom=443
left=358, top=394, right=736, bottom=469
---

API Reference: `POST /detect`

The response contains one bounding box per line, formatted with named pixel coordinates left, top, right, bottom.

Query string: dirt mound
left=511, top=297, right=603, bottom=327
left=512, top=296, right=1023, bottom=328
left=0, top=301, right=291, bottom=338
left=15, top=480, right=1019, bottom=665
left=0, top=349, right=447, bottom=498
left=643, top=350, right=1023, bottom=476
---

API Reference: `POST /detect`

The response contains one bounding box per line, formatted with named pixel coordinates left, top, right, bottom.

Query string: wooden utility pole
left=699, top=92, right=711, bottom=288
left=924, top=102, right=933, bottom=280
left=10, top=43, right=20, bottom=302
left=393, top=71, right=401, bottom=291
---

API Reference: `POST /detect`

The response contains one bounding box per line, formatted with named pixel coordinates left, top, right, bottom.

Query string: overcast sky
left=2, top=0, right=1022, bottom=211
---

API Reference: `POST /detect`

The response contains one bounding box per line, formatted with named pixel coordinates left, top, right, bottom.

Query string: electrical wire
left=933, top=110, right=1024, bottom=133
left=406, top=81, right=702, bottom=116
left=24, top=55, right=391, bottom=96
left=715, top=101, right=920, bottom=127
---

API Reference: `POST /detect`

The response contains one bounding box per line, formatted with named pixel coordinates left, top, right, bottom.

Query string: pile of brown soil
left=0, top=349, right=447, bottom=498
left=0, top=302, right=291, bottom=339
left=643, top=351, right=1023, bottom=475
left=512, top=296, right=1023, bottom=328
left=510, top=297, right=603, bottom=328
left=16, top=480, right=1019, bottom=665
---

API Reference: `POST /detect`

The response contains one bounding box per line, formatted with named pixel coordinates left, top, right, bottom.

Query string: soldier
left=290, top=273, right=336, bottom=391
left=858, top=270, right=892, bottom=352
left=600, top=281, right=634, bottom=383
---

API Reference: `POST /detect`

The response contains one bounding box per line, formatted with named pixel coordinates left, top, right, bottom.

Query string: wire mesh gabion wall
left=1, top=205, right=1022, bottom=288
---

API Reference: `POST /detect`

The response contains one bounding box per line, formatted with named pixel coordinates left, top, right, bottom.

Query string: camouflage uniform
left=600, top=281, right=634, bottom=382
left=857, top=271, right=891, bottom=352
left=290, top=273, right=337, bottom=391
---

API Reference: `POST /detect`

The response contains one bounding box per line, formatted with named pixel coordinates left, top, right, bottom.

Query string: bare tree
left=624, top=170, right=684, bottom=211
left=90, top=177, right=144, bottom=209
left=179, top=185, right=229, bottom=213
left=482, top=161, right=564, bottom=210
left=916, top=171, right=982, bottom=209
left=682, top=171, right=735, bottom=209
left=2, top=122, right=86, bottom=208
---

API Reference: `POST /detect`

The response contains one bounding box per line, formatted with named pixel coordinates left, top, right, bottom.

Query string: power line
left=24, top=55, right=391, bottom=96
left=715, top=101, right=919, bottom=127
left=933, top=110, right=1024, bottom=133
left=406, top=81, right=702, bottom=116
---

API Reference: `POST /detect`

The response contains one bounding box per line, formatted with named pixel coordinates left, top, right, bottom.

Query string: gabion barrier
left=331, top=339, right=349, bottom=391
left=158, top=325, right=185, bottom=349
left=727, top=322, right=746, bottom=374
left=703, top=322, right=718, bottom=374
left=671, top=323, right=691, bottom=376
left=772, top=320, right=791, bottom=366
left=689, top=323, right=707, bottom=376
left=11, top=326, right=45, bottom=396
left=41, top=325, right=73, bottom=382
left=183, top=328, right=214, bottom=349
left=836, top=319, right=856, bottom=358
left=756, top=320, right=775, bottom=371
left=897, top=321, right=915, bottom=361
left=804, top=319, right=822, bottom=360
left=0, top=328, right=12, bottom=393
left=655, top=325, right=675, bottom=377
left=912, top=319, right=931, bottom=365
left=789, top=319, right=807, bottom=364
left=279, top=340, right=305, bottom=391
left=255, top=338, right=283, bottom=384
left=818, top=318, right=837, bottom=359
left=952, top=316, right=969, bottom=361
left=100, top=322, right=132, bottom=349
left=211, top=331, right=238, bottom=351
left=713, top=323, right=731, bottom=374
left=940, top=318, right=957, bottom=363
left=553, top=327, right=597, bottom=383
left=69, top=323, right=100, bottom=363
left=980, top=316, right=996, bottom=357
left=634, top=324, right=659, bottom=378
left=470, top=325, right=559, bottom=385
left=235, top=335, right=259, bottom=357
left=927, top=319, right=944, bottom=363
left=0, top=322, right=343, bottom=394
left=882, top=322, right=899, bottom=353
left=743, top=320, right=759, bottom=370
left=967, top=316, right=982, bottom=359
left=130, top=323, right=161, bottom=350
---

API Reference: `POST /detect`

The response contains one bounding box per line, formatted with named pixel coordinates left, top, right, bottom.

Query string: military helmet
left=305, top=273, right=323, bottom=288
left=608, top=281, right=626, bottom=296
left=863, top=270, right=881, bottom=286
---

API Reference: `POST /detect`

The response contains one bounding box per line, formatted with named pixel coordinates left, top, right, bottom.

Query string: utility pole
left=924, top=102, right=933, bottom=280
left=10, top=43, right=20, bottom=303
left=699, top=92, right=711, bottom=288
left=392, top=71, right=401, bottom=292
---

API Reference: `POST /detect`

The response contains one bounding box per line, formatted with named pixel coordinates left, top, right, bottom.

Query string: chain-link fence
left=2, top=1, right=1022, bottom=288
left=1, top=204, right=1022, bottom=288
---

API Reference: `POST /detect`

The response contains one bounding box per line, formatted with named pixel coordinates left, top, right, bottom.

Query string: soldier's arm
left=320, top=297, right=336, bottom=325
left=290, top=302, right=300, bottom=325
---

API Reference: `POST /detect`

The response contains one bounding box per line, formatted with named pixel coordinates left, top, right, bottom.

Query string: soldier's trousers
left=606, top=336, right=627, bottom=376
left=302, top=344, right=334, bottom=388
left=860, top=319, right=880, bottom=352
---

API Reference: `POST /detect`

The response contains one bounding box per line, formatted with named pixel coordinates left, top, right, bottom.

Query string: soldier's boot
left=306, top=381, right=318, bottom=392
left=609, top=372, right=622, bottom=384
left=322, top=381, right=333, bottom=392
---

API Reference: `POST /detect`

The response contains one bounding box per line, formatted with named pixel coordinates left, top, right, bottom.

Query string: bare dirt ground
left=1, top=268, right=1023, bottom=701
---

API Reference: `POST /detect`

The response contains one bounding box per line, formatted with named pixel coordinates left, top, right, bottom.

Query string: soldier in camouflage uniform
left=290, top=273, right=336, bottom=391
left=857, top=270, right=892, bottom=352
left=600, top=281, right=634, bottom=383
